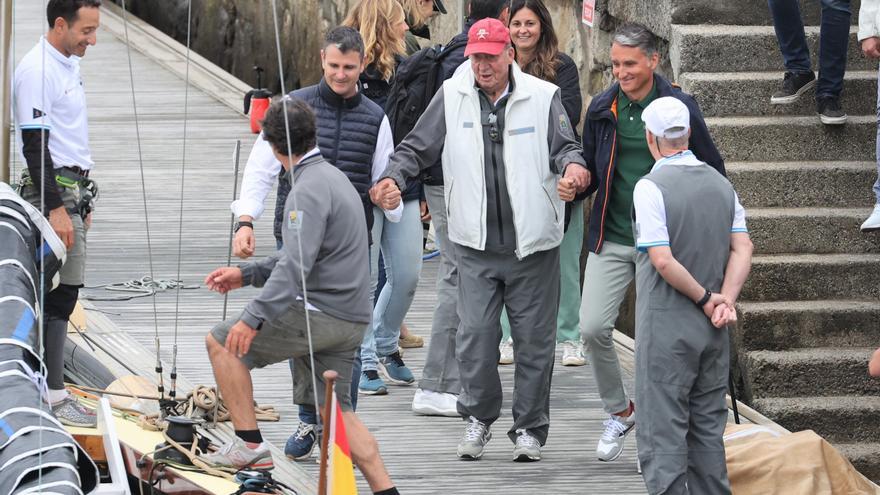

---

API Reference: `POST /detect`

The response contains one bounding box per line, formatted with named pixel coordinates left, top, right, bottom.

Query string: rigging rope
left=170, top=0, right=195, bottom=402
left=268, top=0, right=324, bottom=436
left=119, top=0, right=166, bottom=402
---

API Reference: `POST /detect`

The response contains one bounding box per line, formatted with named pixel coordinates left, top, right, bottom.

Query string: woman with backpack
left=400, top=0, right=445, bottom=55
left=343, top=0, right=425, bottom=395
left=498, top=0, right=587, bottom=368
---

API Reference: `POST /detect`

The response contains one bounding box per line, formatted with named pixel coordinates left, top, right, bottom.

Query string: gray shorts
left=21, top=182, right=88, bottom=286
left=211, top=303, right=365, bottom=411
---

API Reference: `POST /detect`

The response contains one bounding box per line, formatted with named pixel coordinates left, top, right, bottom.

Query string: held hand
left=48, top=207, right=74, bottom=249
left=862, top=37, right=880, bottom=58
left=557, top=177, right=577, bottom=202
left=205, top=267, right=244, bottom=294
left=84, top=212, right=92, bottom=230
left=225, top=320, right=257, bottom=358
left=563, top=164, right=590, bottom=193
left=371, top=178, right=401, bottom=210
left=710, top=302, right=736, bottom=328
left=233, top=226, right=255, bottom=259
left=420, top=200, right=431, bottom=222
left=701, top=292, right=728, bottom=320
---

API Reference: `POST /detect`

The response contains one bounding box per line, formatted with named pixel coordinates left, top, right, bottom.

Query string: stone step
left=752, top=396, right=880, bottom=443
left=742, top=253, right=880, bottom=301
left=671, top=25, right=870, bottom=76
left=706, top=115, right=875, bottom=162
left=747, top=207, right=880, bottom=254
left=745, top=348, right=880, bottom=399
left=727, top=161, right=877, bottom=209
left=836, top=442, right=880, bottom=485
left=665, top=0, right=860, bottom=28
left=680, top=71, right=877, bottom=117
left=738, top=300, right=880, bottom=351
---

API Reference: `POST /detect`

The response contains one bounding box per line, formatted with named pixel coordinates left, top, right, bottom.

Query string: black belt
left=62, top=166, right=89, bottom=178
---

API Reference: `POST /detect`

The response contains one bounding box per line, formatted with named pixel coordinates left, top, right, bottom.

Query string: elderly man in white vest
left=373, top=17, right=589, bottom=462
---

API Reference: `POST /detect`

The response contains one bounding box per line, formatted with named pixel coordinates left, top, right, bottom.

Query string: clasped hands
left=702, top=292, right=737, bottom=329
left=371, top=178, right=402, bottom=210
left=557, top=164, right=591, bottom=202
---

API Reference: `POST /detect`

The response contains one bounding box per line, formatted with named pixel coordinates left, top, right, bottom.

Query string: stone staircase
left=669, top=3, right=880, bottom=482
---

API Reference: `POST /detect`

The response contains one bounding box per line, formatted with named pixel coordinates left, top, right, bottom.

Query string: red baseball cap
left=464, top=18, right=510, bottom=57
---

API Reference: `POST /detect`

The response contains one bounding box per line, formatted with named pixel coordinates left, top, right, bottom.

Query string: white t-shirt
left=14, top=36, right=93, bottom=170
left=633, top=150, right=747, bottom=253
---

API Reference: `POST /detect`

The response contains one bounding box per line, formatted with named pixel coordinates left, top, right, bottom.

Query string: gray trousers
left=455, top=244, right=559, bottom=445
left=580, top=241, right=636, bottom=415
left=635, top=309, right=731, bottom=495
left=419, top=185, right=461, bottom=394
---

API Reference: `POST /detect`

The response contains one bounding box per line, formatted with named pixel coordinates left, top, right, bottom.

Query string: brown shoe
left=399, top=333, right=424, bottom=348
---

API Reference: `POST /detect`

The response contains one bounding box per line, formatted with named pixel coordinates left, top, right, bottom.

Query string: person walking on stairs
left=858, top=0, right=880, bottom=231
left=768, top=0, right=851, bottom=124
left=14, top=0, right=103, bottom=428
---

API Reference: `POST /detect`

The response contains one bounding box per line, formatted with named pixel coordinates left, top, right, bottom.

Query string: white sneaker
left=596, top=411, right=636, bottom=462
left=512, top=429, right=542, bottom=462
left=457, top=416, right=491, bottom=460
left=498, top=338, right=514, bottom=365
left=560, top=341, right=587, bottom=366
left=202, top=437, right=274, bottom=470
left=412, top=388, right=460, bottom=417
left=861, top=204, right=880, bottom=232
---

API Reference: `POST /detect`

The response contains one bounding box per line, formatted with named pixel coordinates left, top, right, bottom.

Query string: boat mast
left=1, top=0, right=12, bottom=183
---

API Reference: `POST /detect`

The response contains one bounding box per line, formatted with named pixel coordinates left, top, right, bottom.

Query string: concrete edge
left=98, top=1, right=250, bottom=116
left=612, top=329, right=789, bottom=431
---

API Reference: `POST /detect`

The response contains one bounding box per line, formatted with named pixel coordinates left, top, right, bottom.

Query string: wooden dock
left=10, top=1, right=649, bottom=492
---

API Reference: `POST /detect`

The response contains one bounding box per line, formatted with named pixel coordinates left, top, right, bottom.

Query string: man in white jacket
left=374, top=18, right=589, bottom=462
left=859, top=0, right=880, bottom=231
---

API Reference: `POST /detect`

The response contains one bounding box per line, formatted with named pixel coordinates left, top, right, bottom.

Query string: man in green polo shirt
left=578, top=22, right=725, bottom=463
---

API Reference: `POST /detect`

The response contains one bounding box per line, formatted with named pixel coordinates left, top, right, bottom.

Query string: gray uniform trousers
left=454, top=243, right=560, bottom=444
left=634, top=162, right=735, bottom=494
left=418, top=184, right=461, bottom=394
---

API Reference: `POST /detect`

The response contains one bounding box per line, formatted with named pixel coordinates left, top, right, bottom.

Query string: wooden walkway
left=10, top=2, right=651, bottom=493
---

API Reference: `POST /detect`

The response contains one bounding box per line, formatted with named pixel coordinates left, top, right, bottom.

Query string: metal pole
left=1, top=0, right=13, bottom=184
left=221, top=139, right=241, bottom=320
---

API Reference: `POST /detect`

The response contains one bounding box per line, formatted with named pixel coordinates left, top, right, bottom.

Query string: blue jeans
left=875, top=65, right=880, bottom=203
left=768, top=0, right=851, bottom=98
left=275, top=239, right=363, bottom=422
left=360, top=201, right=423, bottom=371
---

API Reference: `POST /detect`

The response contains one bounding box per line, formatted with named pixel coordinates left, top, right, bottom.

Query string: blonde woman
left=399, top=0, right=446, bottom=54
left=344, top=0, right=425, bottom=396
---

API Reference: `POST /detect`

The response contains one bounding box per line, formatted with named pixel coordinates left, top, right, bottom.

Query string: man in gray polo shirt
left=201, top=98, right=400, bottom=495
left=632, top=97, right=753, bottom=494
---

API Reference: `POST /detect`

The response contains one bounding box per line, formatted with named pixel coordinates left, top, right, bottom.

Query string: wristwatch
left=234, top=220, right=254, bottom=233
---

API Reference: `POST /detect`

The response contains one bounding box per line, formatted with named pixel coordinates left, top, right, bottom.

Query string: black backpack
left=384, top=38, right=467, bottom=145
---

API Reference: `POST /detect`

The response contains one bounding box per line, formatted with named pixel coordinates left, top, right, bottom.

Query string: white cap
left=641, top=96, right=690, bottom=139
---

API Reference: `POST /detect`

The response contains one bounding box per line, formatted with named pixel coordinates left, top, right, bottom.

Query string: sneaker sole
left=498, top=358, right=514, bottom=365
left=358, top=387, right=389, bottom=395
left=249, top=459, right=275, bottom=470
left=457, top=451, right=484, bottom=460
left=770, top=79, right=816, bottom=105
left=861, top=225, right=880, bottom=232
left=56, top=417, right=97, bottom=428
left=285, top=443, right=316, bottom=461
left=377, top=362, right=414, bottom=386
left=818, top=113, right=847, bottom=125
left=513, top=452, right=542, bottom=462
left=561, top=358, right=586, bottom=366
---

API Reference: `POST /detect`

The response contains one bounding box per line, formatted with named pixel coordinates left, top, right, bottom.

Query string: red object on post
left=243, top=66, right=273, bottom=134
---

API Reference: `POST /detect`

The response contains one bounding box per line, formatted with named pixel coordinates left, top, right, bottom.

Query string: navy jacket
left=582, top=74, right=725, bottom=254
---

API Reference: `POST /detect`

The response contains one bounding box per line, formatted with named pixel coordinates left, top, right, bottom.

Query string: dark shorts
left=211, top=303, right=365, bottom=411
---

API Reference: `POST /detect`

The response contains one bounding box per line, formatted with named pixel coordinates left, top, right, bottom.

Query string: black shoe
left=770, top=71, right=816, bottom=105
left=816, top=96, right=847, bottom=125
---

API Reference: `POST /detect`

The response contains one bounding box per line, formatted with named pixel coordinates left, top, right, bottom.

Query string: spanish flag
left=328, top=391, right=357, bottom=495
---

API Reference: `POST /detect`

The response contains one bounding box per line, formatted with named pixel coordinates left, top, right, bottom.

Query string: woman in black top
left=499, top=0, right=587, bottom=367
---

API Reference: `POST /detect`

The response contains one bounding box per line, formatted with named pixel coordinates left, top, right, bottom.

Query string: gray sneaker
left=51, top=395, right=97, bottom=428
left=512, top=429, right=541, bottom=462
left=596, top=411, right=636, bottom=462
left=202, top=437, right=274, bottom=470
left=457, top=416, right=491, bottom=460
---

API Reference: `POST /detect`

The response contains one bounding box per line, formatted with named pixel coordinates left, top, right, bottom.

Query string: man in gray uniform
left=202, top=98, right=400, bottom=495
left=374, top=18, right=588, bottom=462
left=631, top=96, right=753, bottom=494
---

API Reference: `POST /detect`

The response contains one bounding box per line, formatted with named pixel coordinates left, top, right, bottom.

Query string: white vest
left=441, top=63, right=564, bottom=259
